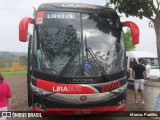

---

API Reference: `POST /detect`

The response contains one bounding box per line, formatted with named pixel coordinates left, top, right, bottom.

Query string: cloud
left=1, top=0, right=157, bottom=55
left=0, top=0, right=106, bottom=52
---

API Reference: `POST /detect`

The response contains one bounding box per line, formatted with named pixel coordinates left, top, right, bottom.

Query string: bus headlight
left=31, top=84, right=54, bottom=96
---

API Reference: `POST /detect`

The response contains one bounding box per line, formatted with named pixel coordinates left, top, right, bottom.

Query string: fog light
left=116, top=100, right=126, bottom=108
left=35, top=103, right=46, bottom=111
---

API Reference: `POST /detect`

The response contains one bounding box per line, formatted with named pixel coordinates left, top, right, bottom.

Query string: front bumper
left=32, top=104, right=126, bottom=116
left=31, top=90, right=126, bottom=116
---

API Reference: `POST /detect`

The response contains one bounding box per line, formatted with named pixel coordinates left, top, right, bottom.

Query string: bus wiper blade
left=57, top=44, right=81, bottom=81
left=85, top=35, right=110, bottom=81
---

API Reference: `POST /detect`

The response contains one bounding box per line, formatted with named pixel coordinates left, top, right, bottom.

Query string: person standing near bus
left=132, top=59, right=146, bottom=104
left=145, top=61, right=151, bottom=80
left=0, top=73, right=11, bottom=120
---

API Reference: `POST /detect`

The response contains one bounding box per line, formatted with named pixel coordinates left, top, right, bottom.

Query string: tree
left=19, top=56, right=27, bottom=66
left=33, top=7, right=36, bottom=18
left=0, top=60, right=5, bottom=68
left=124, top=29, right=135, bottom=51
left=106, top=0, right=160, bottom=59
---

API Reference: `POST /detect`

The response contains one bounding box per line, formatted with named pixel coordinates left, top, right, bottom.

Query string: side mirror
left=122, top=21, right=140, bottom=45
left=19, top=17, right=34, bottom=42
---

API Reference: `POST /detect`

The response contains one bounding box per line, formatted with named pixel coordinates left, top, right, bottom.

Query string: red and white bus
left=19, top=3, right=139, bottom=116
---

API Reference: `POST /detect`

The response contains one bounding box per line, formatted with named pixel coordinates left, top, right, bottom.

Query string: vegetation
left=0, top=51, right=27, bottom=66
left=124, top=29, right=135, bottom=51
left=106, top=0, right=160, bottom=59
left=0, top=51, right=27, bottom=73
left=33, top=7, right=36, bottom=18
left=1, top=71, right=27, bottom=77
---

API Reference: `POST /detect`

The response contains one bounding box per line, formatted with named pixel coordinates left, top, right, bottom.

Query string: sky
left=0, top=0, right=157, bottom=56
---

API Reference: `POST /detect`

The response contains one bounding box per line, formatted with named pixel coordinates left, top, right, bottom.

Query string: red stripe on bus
left=32, top=104, right=126, bottom=116
left=36, top=78, right=96, bottom=94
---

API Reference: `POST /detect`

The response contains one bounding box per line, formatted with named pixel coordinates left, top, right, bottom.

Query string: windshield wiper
left=57, top=44, right=81, bottom=81
left=85, top=35, right=110, bottom=81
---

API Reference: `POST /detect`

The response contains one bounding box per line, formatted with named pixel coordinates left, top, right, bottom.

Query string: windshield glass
left=82, top=13, right=125, bottom=77
left=35, top=11, right=125, bottom=77
left=139, top=58, right=159, bottom=69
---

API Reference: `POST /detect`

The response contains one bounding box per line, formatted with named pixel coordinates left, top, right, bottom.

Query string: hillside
left=0, top=51, right=27, bottom=66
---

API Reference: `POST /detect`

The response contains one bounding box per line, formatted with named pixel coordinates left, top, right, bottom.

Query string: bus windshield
left=35, top=11, right=125, bottom=78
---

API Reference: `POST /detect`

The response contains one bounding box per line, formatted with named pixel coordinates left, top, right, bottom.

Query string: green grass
left=1, top=71, right=27, bottom=77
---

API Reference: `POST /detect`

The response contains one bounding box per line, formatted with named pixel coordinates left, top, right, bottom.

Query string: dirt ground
left=4, top=75, right=155, bottom=120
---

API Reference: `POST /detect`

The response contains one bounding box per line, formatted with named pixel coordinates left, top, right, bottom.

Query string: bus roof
left=126, top=51, right=157, bottom=58
left=37, top=3, right=117, bottom=14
